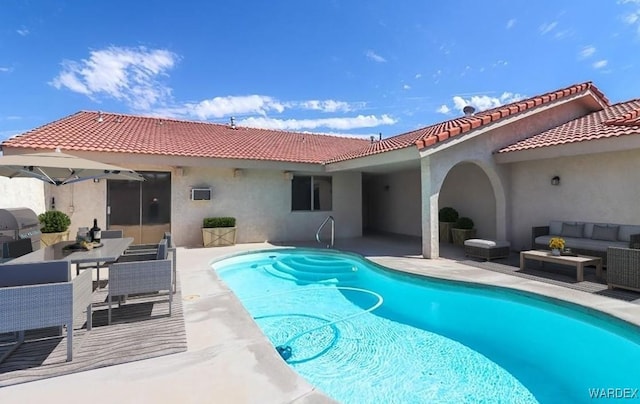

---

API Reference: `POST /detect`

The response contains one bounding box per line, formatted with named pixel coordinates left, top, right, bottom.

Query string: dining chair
left=101, top=229, right=124, bottom=239
left=107, top=238, right=172, bottom=324
left=123, top=232, right=176, bottom=292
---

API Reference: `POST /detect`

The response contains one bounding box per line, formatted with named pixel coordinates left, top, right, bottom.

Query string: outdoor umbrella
left=0, top=149, right=144, bottom=185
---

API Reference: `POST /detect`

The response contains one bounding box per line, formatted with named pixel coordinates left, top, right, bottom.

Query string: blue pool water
left=214, top=248, right=640, bottom=403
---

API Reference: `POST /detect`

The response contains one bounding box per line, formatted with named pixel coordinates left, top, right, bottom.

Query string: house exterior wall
left=46, top=166, right=362, bottom=247
left=0, top=177, right=46, bottom=213
left=45, top=180, right=107, bottom=240
left=365, top=169, right=422, bottom=237
left=507, top=148, right=640, bottom=251
left=419, top=98, right=591, bottom=257
left=172, top=167, right=362, bottom=246
left=438, top=163, right=496, bottom=239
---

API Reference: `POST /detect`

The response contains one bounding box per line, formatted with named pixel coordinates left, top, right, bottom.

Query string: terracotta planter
left=439, top=222, right=454, bottom=243
left=202, top=227, right=237, bottom=247
left=451, top=228, right=476, bottom=246
left=40, top=230, right=70, bottom=247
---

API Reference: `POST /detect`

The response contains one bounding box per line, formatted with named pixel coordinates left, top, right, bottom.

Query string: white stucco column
left=420, top=157, right=439, bottom=259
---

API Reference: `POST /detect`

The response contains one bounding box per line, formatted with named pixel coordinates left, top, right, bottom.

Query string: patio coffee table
left=519, top=250, right=603, bottom=282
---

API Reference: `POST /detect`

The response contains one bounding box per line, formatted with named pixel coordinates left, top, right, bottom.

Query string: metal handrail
left=315, top=215, right=335, bottom=248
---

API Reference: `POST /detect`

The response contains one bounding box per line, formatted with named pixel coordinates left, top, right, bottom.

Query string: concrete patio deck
left=0, top=236, right=639, bottom=403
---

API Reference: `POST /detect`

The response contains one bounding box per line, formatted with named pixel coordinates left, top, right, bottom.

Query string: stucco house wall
left=418, top=96, right=593, bottom=257
left=438, top=163, right=497, bottom=240
left=47, top=166, right=362, bottom=247
left=365, top=169, right=422, bottom=237
left=172, top=167, right=362, bottom=246
left=507, top=148, right=640, bottom=251
left=0, top=177, right=46, bottom=214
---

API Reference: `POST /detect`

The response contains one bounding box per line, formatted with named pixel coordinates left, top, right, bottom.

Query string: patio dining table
left=6, top=237, right=134, bottom=285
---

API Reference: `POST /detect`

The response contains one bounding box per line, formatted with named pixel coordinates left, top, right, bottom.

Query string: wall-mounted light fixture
left=551, top=176, right=560, bottom=186
left=93, top=178, right=100, bottom=183
left=283, top=171, right=294, bottom=181
left=233, top=168, right=244, bottom=178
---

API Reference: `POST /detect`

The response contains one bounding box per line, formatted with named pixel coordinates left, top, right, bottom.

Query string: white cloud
left=0, top=67, right=12, bottom=73
left=365, top=50, right=387, bottom=63
left=239, top=114, right=397, bottom=131
left=539, top=21, right=558, bottom=35
left=415, top=73, right=422, bottom=79
left=449, top=92, right=525, bottom=113
left=554, top=30, right=572, bottom=39
left=298, top=100, right=354, bottom=113
left=436, top=105, right=450, bottom=114
left=593, top=59, right=608, bottom=69
left=506, top=19, right=516, bottom=29
left=579, top=46, right=596, bottom=59
left=50, top=46, right=179, bottom=110
left=16, top=28, right=29, bottom=36
left=624, top=12, right=640, bottom=24
left=183, top=95, right=285, bottom=119
left=403, top=84, right=411, bottom=90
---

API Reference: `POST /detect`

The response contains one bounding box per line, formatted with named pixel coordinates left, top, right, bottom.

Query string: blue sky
left=2, top=1, right=640, bottom=141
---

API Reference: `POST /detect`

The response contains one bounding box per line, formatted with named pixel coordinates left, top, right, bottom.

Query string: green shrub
left=454, top=217, right=474, bottom=230
left=38, top=210, right=71, bottom=233
left=203, top=217, right=236, bottom=228
left=438, top=207, right=459, bottom=222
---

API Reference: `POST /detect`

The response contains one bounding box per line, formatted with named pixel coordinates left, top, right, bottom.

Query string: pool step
left=270, top=259, right=357, bottom=284
left=281, top=256, right=358, bottom=274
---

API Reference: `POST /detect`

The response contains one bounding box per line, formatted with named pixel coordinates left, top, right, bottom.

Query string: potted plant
left=202, top=217, right=237, bottom=247
left=38, top=210, right=71, bottom=247
left=438, top=207, right=459, bottom=243
left=548, top=237, right=565, bottom=256
left=451, top=216, right=476, bottom=246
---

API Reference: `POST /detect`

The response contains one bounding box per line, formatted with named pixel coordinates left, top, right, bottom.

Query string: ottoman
left=464, top=239, right=511, bottom=261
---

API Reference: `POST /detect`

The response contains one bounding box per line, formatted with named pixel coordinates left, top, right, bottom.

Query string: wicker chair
left=123, top=233, right=177, bottom=292
left=107, top=239, right=172, bottom=324
left=0, top=260, right=93, bottom=363
left=607, top=247, right=640, bottom=293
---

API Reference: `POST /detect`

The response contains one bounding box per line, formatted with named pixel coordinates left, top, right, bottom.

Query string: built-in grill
left=0, top=208, right=41, bottom=256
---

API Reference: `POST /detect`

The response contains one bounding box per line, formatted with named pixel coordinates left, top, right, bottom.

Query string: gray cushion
left=618, top=225, right=640, bottom=242
left=591, top=225, right=619, bottom=241
left=535, top=235, right=627, bottom=252
left=0, top=260, right=71, bottom=287
left=549, top=220, right=563, bottom=236
left=561, top=222, right=584, bottom=238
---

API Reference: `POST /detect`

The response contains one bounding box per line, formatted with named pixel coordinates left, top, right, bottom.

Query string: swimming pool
left=214, top=248, right=640, bottom=403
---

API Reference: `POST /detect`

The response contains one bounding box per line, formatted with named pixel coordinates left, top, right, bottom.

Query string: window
left=291, top=176, right=332, bottom=211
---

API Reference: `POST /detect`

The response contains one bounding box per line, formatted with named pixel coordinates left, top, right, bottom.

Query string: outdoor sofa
left=532, top=220, right=640, bottom=266
left=0, top=260, right=93, bottom=362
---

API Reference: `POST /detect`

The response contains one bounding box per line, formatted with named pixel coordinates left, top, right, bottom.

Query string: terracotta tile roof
left=602, top=108, right=640, bottom=126
left=0, top=111, right=371, bottom=164
left=496, top=99, right=640, bottom=154
left=325, top=81, right=608, bottom=163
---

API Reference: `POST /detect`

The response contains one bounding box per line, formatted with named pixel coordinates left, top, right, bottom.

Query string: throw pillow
left=560, top=222, right=584, bottom=238
left=591, top=225, right=619, bottom=241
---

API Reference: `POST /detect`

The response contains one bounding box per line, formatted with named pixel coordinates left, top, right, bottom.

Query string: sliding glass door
left=107, top=171, right=171, bottom=244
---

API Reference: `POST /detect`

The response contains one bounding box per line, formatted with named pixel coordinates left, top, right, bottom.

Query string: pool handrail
left=316, top=215, right=334, bottom=248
